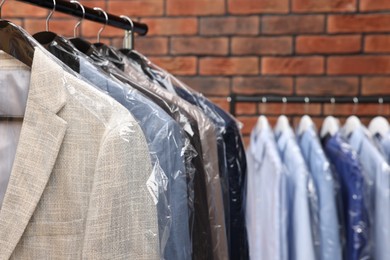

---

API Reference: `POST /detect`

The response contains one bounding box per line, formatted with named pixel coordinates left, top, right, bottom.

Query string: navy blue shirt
left=323, top=133, right=370, bottom=260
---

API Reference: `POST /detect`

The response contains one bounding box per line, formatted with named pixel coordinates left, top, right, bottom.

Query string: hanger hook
left=353, top=97, right=359, bottom=115
left=70, top=0, right=85, bottom=38
left=330, top=97, right=336, bottom=116
left=304, top=97, right=310, bottom=115
left=282, top=97, right=287, bottom=115
left=0, top=0, right=6, bottom=18
left=379, top=97, right=384, bottom=115
left=120, top=15, right=134, bottom=50
left=46, top=0, right=56, bottom=31
left=260, top=97, right=267, bottom=115
left=93, top=7, right=108, bottom=43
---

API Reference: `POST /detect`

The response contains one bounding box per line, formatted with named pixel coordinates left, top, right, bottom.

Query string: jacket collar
left=0, top=47, right=68, bottom=258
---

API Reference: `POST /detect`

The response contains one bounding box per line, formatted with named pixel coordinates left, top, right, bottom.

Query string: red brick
left=209, top=97, right=230, bottom=112
left=360, top=0, right=390, bottom=11
left=200, top=16, right=259, bottom=36
left=176, top=77, right=231, bottom=96
left=328, top=14, right=390, bottom=33
left=292, top=0, right=356, bottom=12
left=236, top=103, right=257, bottom=116
left=232, top=37, right=292, bottom=55
left=81, top=20, right=124, bottom=38
left=171, top=37, right=228, bottom=55
left=362, top=77, right=390, bottom=95
left=140, top=18, right=198, bottom=36
left=365, top=35, right=390, bottom=53
left=239, top=116, right=260, bottom=135
left=149, top=56, right=197, bottom=76
left=262, top=57, right=324, bottom=75
left=53, top=0, right=106, bottom=19
left=228, top=0, right=289, bottom=14
left=260, top=103, right=322, bottom=115
left=323, top=104, right=390, bottom=116
left=25, top=18, right=80, bottom=37
left=328, top=56, right=390, bottom=75
left=2, top=1, right=48, bottom=18
left=112, top=37, right=168, bottom=55
left=242, top=135, right=250, bottom=148
left=297, top=77, right=359, bottom=96
left=167, top=0, right=225, bottom=16
left=200, top=58, right=259, bottom=76
left=232, top=77, right=293, bottom=95
left=262, top=15, right=325, bottom=35
left=296, top=35, right=361, bottom=54
left=108, top=0, right=163, bottom=17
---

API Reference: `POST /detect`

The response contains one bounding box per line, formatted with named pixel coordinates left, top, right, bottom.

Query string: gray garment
left=78, top=56, right=192, bottom=260
left=0, top=55, right=27, bottom=208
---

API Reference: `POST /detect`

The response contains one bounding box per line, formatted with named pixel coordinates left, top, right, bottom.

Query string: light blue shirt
left=373, top=132, right=390, bottom=165
left=346, top=126, right=390, bottom=260
left=298, top=126, right=342, bottom=260
left=246, top=120, right=287, bottom=260
left=276, top=127, right=316, bottom=260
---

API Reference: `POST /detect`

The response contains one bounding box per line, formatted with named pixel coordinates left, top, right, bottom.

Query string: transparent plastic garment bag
left=0, top=21, right=159, bottom=258
left=37, top=35, right=195, bottom=260
left=118, top=49, right=249, bottom=259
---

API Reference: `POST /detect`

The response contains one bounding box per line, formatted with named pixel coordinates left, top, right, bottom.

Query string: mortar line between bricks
left=163, top=0, right=167, bottom=17
left=361, top=33, right=366, bottom=54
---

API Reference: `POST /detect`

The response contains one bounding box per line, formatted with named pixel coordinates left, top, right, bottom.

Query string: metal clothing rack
left=16, top=0, right=148, bottom=35
left=229, top=94, right=390, bottom=116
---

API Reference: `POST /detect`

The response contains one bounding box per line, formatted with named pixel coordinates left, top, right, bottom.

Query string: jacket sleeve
left=82, top=115, right=159, bottom=259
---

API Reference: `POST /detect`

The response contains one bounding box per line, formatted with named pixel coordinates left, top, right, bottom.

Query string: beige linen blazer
left=0, top=48, right=159, bottom=259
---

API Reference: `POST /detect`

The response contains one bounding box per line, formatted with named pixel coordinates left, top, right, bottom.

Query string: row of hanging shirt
left=246, top=113, right=390, bottom=260
left=0, top=10, right=248, bottom=260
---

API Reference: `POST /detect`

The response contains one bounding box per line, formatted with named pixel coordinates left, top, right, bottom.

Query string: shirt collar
left=346, top=126, right=368, bottom=155
left=298, top=125, right=317, bottom=161
left=276, top=125, right=295, bottom=157
left=250, top=119, right=273, bottom=163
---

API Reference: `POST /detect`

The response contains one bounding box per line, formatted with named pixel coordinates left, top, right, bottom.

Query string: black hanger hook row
left=15, top=0, right=148, bottom=35
left=228, top=95, right=390, bottom=115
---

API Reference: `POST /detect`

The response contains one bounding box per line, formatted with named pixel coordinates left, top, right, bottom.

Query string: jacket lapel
left=0, top=48, right=68, bottom=258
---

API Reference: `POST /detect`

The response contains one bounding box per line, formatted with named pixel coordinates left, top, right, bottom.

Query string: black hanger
left=67, top=1, right=94, bottom=54
left=0, top=20, right=34, bottom=67
left=0, top=1, right=32, bottom=120
left=32, top=0, right=58, bottom=46
left=0, top=0, right=34, bottom=67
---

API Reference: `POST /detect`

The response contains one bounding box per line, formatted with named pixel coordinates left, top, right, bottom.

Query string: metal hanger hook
left=378, top=97, right=384, bottom=115
left=304, top=97, right=310, bottom=114
left=353, top=97, right=359, bottom=115
left=46, top=0, right=56, bottom=31
left=282, top=97, right=287, bottom=115
left=0, top=0, right=6, bottom=18
left=120, top=15, right=134, bottom=50
left=330, top=97, right=336, bottom=116
left=260, top=97, right=267, bottom=115
left=93, top=7, right=108, bottom=43
left=70, top=0, right=85, bottom=38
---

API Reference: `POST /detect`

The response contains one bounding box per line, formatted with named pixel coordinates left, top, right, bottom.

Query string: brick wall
left=3, top=0, right=390, bottom=145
